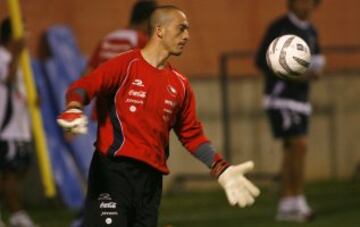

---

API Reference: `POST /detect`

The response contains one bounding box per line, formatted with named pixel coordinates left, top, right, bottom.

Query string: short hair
left=288, top=0, right=321, bottom=8
left=148, top=5, right=183, bottom=35
left=314, top=0, right=321, bottom=6
left=0, top=17, right=12, bottom=45
left=129, top=0, right=158, bottom=25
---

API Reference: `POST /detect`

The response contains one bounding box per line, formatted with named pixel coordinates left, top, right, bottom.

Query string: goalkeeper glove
left=211, top=160, right=260, bottom=207
left=57, top=108, right=88, bottom=134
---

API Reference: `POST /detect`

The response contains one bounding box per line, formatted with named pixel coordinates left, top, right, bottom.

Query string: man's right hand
left=213, top=160, right=260, bottom=207
left=57, top=108, right=88, bottom=134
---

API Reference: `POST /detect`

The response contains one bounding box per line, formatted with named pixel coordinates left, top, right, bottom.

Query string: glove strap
left=210, top=159, right=230, bottom=179
left=66, top=106, right=83, bottom=111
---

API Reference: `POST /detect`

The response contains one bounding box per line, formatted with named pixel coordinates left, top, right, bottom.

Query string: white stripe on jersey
left=99, top=50, right=127, bottom=60
left=171, top=69, right=186, bottom=96
left=98, top=30, right=139, bottom=62
left=263, top=96, right=312, bottom=115
left=104, top=30, right=138, bottom=47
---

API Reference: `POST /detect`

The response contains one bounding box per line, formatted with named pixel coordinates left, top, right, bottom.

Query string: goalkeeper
left=57, top=5, right=260, bottom=227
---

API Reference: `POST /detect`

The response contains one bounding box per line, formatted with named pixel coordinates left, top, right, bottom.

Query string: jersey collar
left=288, top=12, right=311, bottom=30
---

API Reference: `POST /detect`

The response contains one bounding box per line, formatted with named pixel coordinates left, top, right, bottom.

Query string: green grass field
left=8, top=180, right=360, bottom=227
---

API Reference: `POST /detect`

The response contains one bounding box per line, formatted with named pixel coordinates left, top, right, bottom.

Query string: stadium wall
left=0, top=0, right=359, bottom=76
left=164, top=72, right=360, bottom=190
left=22, top=71, right=360, bottom=201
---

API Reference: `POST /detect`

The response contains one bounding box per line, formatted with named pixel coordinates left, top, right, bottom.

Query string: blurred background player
left=0, top=17, right=38, bottom=227
left=83, top=0, right=157, bottom=123
left=86, top=0, right=158, bottom=71
left=255, top=0, right=325, bottom=223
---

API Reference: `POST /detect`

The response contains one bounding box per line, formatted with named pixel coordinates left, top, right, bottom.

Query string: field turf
left=4, top=180, right=359, bottom=227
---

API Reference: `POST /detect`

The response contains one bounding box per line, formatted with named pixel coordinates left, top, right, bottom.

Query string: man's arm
left=255, top=23, right=279, bottom=73
left=57, top=55, right=129, bottom=134
left=3, top=38, right=25, bottom=85
left=303, top=30, right=326, bottom=80
left=295, top=29, right=326, bottom=81
left=173, top=83, right=210, bottom=153
left=298, top=54, right=326, bottom=81
left=174, top=82, right=260, bottom=207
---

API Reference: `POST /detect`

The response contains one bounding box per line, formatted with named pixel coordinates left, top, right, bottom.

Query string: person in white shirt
left=0, top=17, right=37, bottom=227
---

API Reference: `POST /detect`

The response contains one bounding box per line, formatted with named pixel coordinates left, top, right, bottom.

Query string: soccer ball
left=266, top=34, right=311, bottom=80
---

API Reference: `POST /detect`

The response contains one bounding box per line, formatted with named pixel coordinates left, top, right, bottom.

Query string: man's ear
left=156, top=25, right=164, bottom=39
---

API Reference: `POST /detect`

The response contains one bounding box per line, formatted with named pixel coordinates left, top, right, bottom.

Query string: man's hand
left=301, top=54, right=326, bottom=81
left=57, top=108, right=88, bottom=134
left=214, top=161, right=260, bottom=207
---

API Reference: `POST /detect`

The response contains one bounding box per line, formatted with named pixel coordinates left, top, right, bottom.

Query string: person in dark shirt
left=255, top=0, right=325, bottom=223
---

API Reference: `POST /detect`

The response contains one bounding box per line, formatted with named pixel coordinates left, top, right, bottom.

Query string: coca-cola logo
left=100, top=202, right=117, bottom=209
left=129, top=90, right=146, bottom=98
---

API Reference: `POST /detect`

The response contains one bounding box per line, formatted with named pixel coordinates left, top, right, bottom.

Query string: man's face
left=291, top=0, right=315, bottom=20
left=160, top=11, right=189, bottom=56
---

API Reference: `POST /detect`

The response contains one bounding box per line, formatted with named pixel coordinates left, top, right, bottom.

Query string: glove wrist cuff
left=210, top=159, right=230, bottom=179
left=66, top=106, right=83, bottom=112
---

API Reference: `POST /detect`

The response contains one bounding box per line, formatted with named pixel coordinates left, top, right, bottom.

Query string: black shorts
left=84, top=151, right=163, bottom=227
left=266, top=109, right=309, bottom=139
left=0, top=140, right=32, bottom=172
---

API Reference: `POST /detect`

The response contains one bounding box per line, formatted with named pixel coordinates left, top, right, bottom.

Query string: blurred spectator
left=83, top=0, right=158, bottom=123
left=87, top=0, right=158, bottom=71
left=0, top=17, right=38, bottom=227
left=255, top=0, right=325, bottom=223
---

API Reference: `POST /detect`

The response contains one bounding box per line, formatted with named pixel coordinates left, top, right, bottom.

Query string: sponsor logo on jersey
left=163, top=99, right=176, bottom=122
left=129, top=89, right=146, bottom=98
left=125, top=98, right=144, bottom=104
left=129, top=105, right=137, bottom=112
left=101, top=211, right=119, bottom=216
left=98, top=193, right=112, bottom=201
left=100, top=202, right=117, bottom=209
left=167, top=85, right=177, bottom=97
left=164, top=99, right=176, bottom=107
left=132, top=79, right=144, bottom=87
left=163, top=108, right=173, bottom=114
left=105, top=217, right=112, bottom=225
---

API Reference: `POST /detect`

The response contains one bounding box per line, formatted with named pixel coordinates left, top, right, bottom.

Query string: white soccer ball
left=266, top=34, right=311, bottom=80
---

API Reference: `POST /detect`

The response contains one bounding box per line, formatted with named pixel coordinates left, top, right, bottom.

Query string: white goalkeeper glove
left=213, top=160, right=260, bottom=207
left=57, top=108, right=88, bottom=134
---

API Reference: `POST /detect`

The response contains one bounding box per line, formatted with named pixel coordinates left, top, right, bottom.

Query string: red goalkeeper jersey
left=67, top=49, right=209, bottom=174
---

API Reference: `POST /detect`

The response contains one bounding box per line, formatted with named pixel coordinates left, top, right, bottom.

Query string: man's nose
left=183, top=30, right=189, bottom=41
